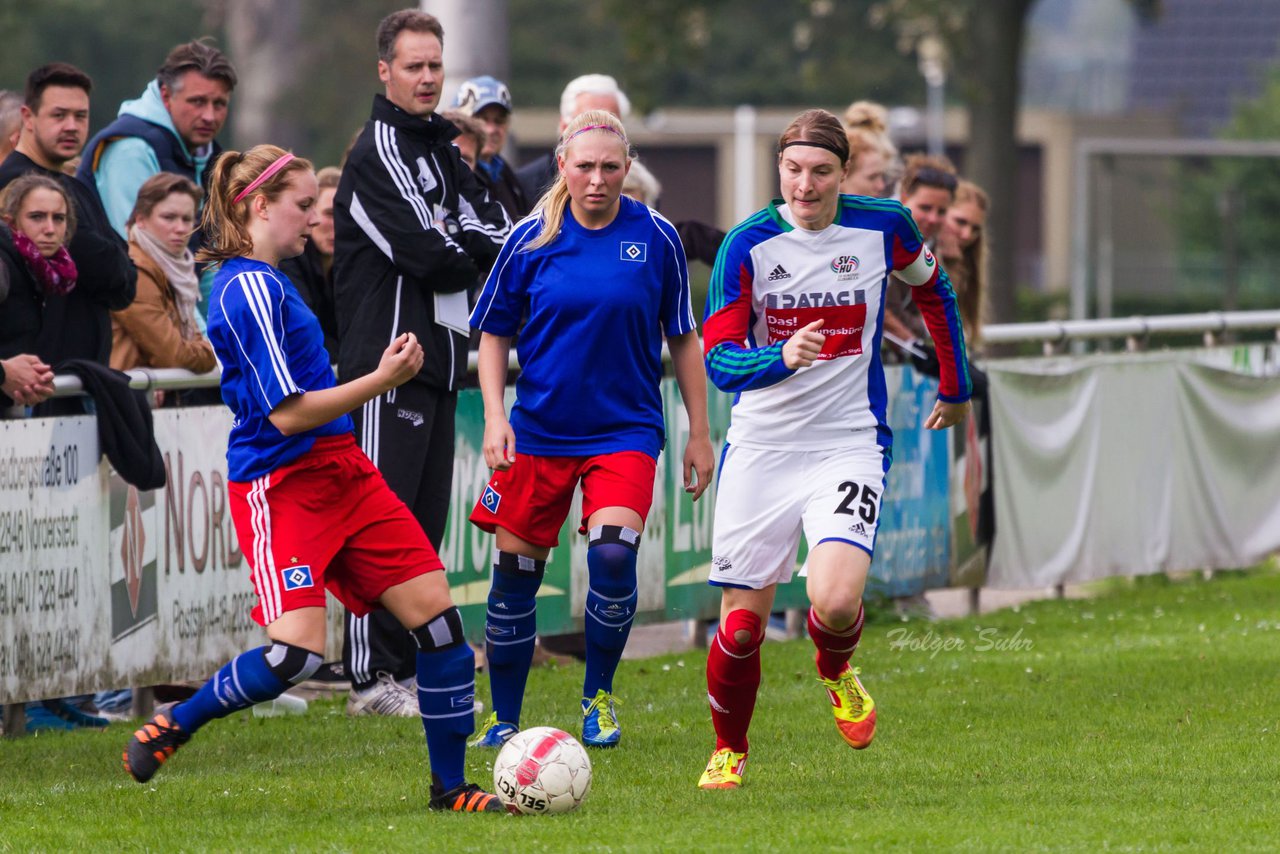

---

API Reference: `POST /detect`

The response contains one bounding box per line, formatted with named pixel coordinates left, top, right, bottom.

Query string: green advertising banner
left=438, top=365, right=957, bottom=641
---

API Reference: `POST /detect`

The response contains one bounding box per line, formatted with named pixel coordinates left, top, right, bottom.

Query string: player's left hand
left=924, top=399, right=970, bottom=430
left=683, top=433, right=715, bottom=500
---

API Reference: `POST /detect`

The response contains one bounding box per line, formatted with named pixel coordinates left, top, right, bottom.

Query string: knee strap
left=588, top=525, right=641, bottom=552
left=410, top=606, right=467, bottom=652
left=264, top=642, right=323, bottom=685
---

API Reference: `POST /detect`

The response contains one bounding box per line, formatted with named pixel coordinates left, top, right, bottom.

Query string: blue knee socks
left=410, top=607, right=476, bottom=793
left=484, top=551, right=544, bottom=727
left=583, top=525, right=640, bottom=699
left=172, top=642, right=321, bottom=733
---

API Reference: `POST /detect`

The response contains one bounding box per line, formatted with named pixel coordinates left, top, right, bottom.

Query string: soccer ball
left=493, top=726, right=592, bottom=815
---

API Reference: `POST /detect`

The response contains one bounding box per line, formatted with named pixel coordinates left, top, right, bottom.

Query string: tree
left=872, top=0, right=1161, bottom=330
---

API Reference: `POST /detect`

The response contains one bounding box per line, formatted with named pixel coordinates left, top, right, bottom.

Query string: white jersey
left=702, top=197, right=971, bottom=452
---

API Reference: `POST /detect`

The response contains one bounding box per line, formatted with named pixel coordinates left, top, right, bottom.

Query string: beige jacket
left=110, top=241, right=216, bottom=373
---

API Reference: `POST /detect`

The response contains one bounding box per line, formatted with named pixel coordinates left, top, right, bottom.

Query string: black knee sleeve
left=410, top=605, right=467, bottom=652
left=495, top=549, right=547, bottom=579
left=588, top=525, right=641, bottom=552
left=265, top=642, right=323, bottom=685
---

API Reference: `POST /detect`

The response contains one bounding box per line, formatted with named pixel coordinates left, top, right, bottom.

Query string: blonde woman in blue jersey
left=468, top=110, right=715, bottom=749
left=697, top=109, right=972, bottom=789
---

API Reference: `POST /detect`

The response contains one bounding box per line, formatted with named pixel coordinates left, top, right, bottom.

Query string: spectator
left=441, top=110, right=485, bottom=171
left=452, top=75, right=530, bottom=220
left=939, top=179, right=989, bottom=348
left=841, top=100, right=897, bottom=199
left=621, top=157, right=662, bottom=206
left=516, top=73, right=631, bottom=201
left=0, top=62, right=135, bottom=388
left=332, top=8, right=512, bottom=717
left=110, top=172, right=216, bottom=375
left=78, top=39, right=236, bottom=242
left=0, top=175, right=69, bottom=411
left=0, top=90, right=22, bottom=163
left=279, top=165, right=340, bottom=361
left=883, top=154, right=958, bottom=350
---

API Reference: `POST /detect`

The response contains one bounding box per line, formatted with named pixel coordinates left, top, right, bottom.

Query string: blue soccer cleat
left=468, top=712, right=518, bottom=748
left=581, top=689, right=622, bottom=748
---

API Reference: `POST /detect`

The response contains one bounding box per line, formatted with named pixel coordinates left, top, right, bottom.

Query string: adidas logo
left=848, top=522, right=868, bottom=536
left=766, top=264, right=791, bottom=281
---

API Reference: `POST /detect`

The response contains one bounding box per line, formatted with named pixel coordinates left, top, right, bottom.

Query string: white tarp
left=987, top=351, right=1280, bottom=588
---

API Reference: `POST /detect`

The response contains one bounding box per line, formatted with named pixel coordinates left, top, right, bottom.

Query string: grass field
left=4, top=566, right=1279, bottom=852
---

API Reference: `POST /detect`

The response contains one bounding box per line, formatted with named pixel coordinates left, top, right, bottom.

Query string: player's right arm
left=477, top=333, right=515, bottom=471
left=269, top=333, right=422, bottom=435
left=702, top=229, right=794, bottom=393
left=471, top=221, right=534, bottom=471
left=219, top=269, right=421, bottom=436
left=343, top=138, right=479, bottom=293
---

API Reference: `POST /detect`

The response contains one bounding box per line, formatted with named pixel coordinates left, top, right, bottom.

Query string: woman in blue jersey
left=122, top=144, right=505, bottom=814
left=695, top=109, right=972, bottom=789
left=468, top=110, right=714, bottom=749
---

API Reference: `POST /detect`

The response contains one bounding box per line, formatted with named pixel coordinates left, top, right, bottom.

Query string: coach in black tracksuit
left=332, top=11, right=511, bottom=711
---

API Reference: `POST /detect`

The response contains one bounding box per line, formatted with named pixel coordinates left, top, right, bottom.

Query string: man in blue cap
left=452, top=75, right=530, bottom=219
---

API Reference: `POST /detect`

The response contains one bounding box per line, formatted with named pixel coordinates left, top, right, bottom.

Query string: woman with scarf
left=110, top=173, right=216, bottom=376
left=0, top=173, right=71, bottom=411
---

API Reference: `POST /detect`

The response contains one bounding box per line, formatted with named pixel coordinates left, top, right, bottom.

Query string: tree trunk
left=226, top=0, right=304, bottom=152
left=965, top=0, right=1035, bottom=330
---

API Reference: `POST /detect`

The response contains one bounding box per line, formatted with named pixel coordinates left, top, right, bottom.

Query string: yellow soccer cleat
left=698, top=747, right=748, bottom=790
left=818, top=664, right=877, bottom=749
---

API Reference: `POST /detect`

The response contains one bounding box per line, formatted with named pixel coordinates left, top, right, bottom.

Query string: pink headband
left=566, top=123, right=626, bottom=144
left=233, top=153, right=296, bottom=204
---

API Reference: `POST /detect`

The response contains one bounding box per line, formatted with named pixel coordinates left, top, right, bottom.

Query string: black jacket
left=477, top=155, right=532, bottom=222
left=0, top=224, right=43, bottom=359
left=57, top=359, right=166, bottom=490
left=0, top=151, right=136, bottom=365
left=333, top=95, right=512, bottom=390
left=279, top=242, right=338, bottom=364
left=516, top=151, right=557, bottom=203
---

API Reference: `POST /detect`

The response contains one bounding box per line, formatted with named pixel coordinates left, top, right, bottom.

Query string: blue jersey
left=470, top=196, right=695, bottom=458
left=207, top=257, right=353, bottom=481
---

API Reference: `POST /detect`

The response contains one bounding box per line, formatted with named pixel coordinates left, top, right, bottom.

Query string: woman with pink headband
left=468, top=109, right=714, bottom=750
left=122, top=144, right=507, bottom=814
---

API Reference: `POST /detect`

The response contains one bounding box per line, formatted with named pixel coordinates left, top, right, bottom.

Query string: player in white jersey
left=696, top=109, right=972, bottom=790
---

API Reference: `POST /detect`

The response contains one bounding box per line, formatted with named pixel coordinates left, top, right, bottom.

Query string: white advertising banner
left=0, top=416, right=107, bottom=702
left=104, top=407, right=269, bottom=687
left=987, top=351, right=1280, bottom=588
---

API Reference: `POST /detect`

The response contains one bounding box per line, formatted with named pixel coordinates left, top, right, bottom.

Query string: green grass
left=4, top=567, right=1280, bottom=852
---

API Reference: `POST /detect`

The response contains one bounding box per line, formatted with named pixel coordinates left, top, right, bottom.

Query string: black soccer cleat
left=122, top=712, right=191, bottom=783
left=429, top=781, right=508, bottom=813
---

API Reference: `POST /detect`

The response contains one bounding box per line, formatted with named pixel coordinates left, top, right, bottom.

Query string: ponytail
left=522, top=109, right=631, bottom=253
left=197, top=144, right=314, bottom=263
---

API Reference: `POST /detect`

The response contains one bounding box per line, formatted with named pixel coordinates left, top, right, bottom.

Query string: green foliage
left=510, top=0, right=926, bottom=113
left=1170, top=66, right=1280, bottom=305
left=0, top=0, right=223, bottom=128
left=3, top=566, right=1279, bottom=850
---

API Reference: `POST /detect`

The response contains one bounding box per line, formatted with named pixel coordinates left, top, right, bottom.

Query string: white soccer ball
left=493, top=726, right=592, bottom=815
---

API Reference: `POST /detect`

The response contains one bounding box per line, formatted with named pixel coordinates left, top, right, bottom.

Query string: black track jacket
left=333, top=95, right=512, bottom=390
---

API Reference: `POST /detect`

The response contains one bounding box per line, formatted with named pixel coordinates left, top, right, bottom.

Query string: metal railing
left=34, top=309, right=1280, bottom=398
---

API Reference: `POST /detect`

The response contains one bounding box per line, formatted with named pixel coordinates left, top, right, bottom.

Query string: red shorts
left=468, top=451, right=657, bottom=548
left=229, top=435, right=442, bottom=626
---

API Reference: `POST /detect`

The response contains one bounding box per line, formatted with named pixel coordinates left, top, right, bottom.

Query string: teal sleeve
left=96, top=139, right=161, bottom=238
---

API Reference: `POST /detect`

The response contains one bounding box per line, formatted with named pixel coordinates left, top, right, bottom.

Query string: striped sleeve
left=649, top=208, right=696, bottom=336
left=218, top=270, right=302, bottom=413
left=469, top=216, right=539, bottom=336
left=890, top=211, right=973, bottom=402
left=702, top=215, right=792, bottom=392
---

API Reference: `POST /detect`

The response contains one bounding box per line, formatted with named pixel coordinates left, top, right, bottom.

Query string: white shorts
left=708, top=443, right=889, bottom=590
